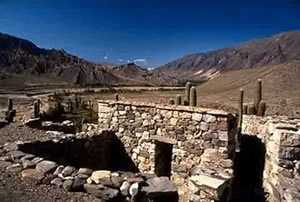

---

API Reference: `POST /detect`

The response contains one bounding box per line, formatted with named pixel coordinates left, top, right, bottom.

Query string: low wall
left=98, top=100, right=237, bottom=201
left=242, top=115, right=300, bottom=202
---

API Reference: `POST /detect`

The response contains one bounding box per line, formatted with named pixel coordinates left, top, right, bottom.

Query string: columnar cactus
left=169, top=98, right=175, bottom=105
left=115, top=94, right=119, bottom=101
left=175, top=95, right=182, bottom=105
left=190, top=86, right=197, bottom=107
left=238, top=89, right=244, bottom=128
left=34, top=101, right=39, bottom=118
left=257, top=100, right=266, bottom=116
left=37, top=99, right=40, bottom=114
left=68, top=99, right=73, bottom=113
left=184, top=82, right=191, bottom=106
left=8, top=98, right=13, bottom=111
left=254, top=79, right=262, bottom=113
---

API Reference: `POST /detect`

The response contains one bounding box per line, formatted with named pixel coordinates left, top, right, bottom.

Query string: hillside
left=156, top=31, right=300, bottom=82
left=195, top=60, right=300, bottom=117
left=0, top=32, right=177, bottom=87
left=109, top=63, right=179, bottom=86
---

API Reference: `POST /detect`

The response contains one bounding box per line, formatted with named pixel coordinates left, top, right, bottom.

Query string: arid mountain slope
left=196, top=60, right=300, bottom=117
left=0, top=32, right=177, bottom=87
left=156, top=31, right=300, bottom=82
left=109, top=63, right=179, bottom=86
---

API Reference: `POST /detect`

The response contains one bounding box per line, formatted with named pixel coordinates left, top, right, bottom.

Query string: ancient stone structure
left=0, top=131, right=178, bottom=202
left=98, top=100, right=237, bottom=201
left=242, top=115, right=300, bottom=202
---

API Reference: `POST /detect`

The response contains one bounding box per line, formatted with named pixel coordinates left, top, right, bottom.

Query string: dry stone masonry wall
left=242, top=115, right=300, bottom=202
left=98, top=100, right=237, bottom=201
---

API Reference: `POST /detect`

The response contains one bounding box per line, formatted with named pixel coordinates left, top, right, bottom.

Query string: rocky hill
left=156, top=31, right=300, bottom=82
left=109, top=63, right=178, bottom=86
left=0, top=32, right=177, bottom=87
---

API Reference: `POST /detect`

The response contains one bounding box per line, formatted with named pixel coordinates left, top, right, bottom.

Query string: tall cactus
left=190, top=86, right=197, bottom=107
left=37, top=99, right=40, bottom=114
left=33, top=101, right=40, bottom=118
left=8, top=98, right=13, bottom=111
left=184, top=82, right=191, bottom=106
left=257, top=100, right=266, bottom=116
left=115, top=93, right=119, bottom=101
left=238, top=89, right=244, bottom=128
left=175, top=95, right=182, bottom=105
left=254, top=79, right=262, bottom=114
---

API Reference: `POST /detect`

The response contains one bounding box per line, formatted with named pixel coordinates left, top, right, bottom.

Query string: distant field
left=196, top=60, right=300, bottom=117
left=1, top=60, right=300, bottom=120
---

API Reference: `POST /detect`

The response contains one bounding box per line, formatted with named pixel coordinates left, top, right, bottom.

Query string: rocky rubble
left=0, top=131, right=178, bottom=202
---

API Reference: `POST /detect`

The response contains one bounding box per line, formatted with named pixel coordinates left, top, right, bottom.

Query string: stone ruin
left=98, top=100, right=300, bottom=202
left=1, top=96, right=300, bottom=202
left=0, top=131, right=178, bottom=202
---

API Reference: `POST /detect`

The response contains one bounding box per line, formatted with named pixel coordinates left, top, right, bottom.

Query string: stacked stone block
left=98, top=100, right=236, bottom=201
left=242, top=115, right=300, bottom=202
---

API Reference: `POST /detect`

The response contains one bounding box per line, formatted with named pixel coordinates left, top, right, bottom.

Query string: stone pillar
left=153, top=136, right=176, bottom=178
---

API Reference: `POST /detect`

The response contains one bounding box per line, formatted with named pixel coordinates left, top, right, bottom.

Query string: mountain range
left=155, top=31, right=300, bottom=82
left=1, top=31, right=300, bottom=87
left=0, top=32, right=178, bottom=87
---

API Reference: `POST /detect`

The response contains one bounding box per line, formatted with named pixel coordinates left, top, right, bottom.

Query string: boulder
left=51, top=177, right=64, bottom=187
left=72, top=178, right=86, bottom=191
left=90, top=170, right=111, bottom=184
left=120, top=181, right=130, bottom=196
left=84, top=184, right=122, bottom=201
left=63, top=179, right=73, bottom=191
left=53, top=165, right=64, bottom=175
left=77, top=168, right=93, bottom=176
left=7, top=150, right=25, bottom=161
left=141, top=177, right=178, bottom=201
left=62, top=166, right=76, bottom=177
left=21, top=169, right=44, bottom=181
left=36, top=160, right=57, bottom=174
left=22, top=159, right=35, bottom=169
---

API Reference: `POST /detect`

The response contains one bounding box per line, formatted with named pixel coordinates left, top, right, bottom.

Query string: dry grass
left=196, top=60, right=300, bottom=117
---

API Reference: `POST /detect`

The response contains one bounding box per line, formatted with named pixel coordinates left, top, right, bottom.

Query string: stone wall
left=98, top=100, right=237, bottom=201
left=242, top=115, right=300, bottom=202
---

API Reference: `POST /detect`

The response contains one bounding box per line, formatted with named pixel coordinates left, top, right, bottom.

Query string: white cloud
left=134, top=58, right=147, bottom=63
left=133, top=58, right=147, bottom=65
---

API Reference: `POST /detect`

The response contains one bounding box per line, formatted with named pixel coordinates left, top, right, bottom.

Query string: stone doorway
left=228, top=135, right=266, bottom=202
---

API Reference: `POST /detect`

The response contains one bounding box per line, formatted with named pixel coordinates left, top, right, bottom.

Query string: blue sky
left=1, top=0, right=300, bottom=67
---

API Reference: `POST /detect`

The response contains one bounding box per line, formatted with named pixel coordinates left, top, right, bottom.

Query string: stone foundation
left=98, top=100, right=237, bottom=201
left=243, top=115, right=300, bottom=202
left=0, top=131, right=178, bottom=202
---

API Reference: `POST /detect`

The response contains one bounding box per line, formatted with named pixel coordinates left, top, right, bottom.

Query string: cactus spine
left=238, top=89, right=244, bottom=128
left=190, top=86, right=197, bottom=107
left=8, top=98, right=13, bottom=111
left=169, top=98, right=175, bottom=105
left=254, top=79, right=262, bottom=114
left=175, top=95, right=182, bottom=105
left=184, top=82, right=191, bottom=106
left=257, top=100, right=266, bottom=116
